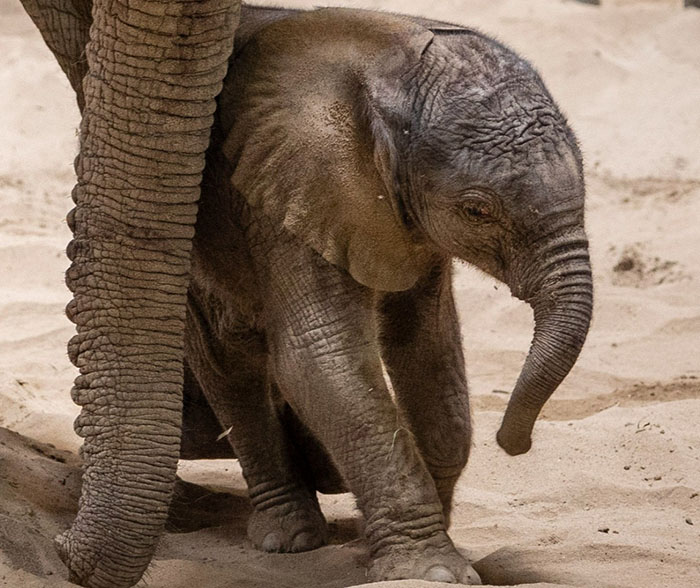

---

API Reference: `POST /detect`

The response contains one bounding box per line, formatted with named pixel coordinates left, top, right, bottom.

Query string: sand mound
left=0, top=428, right=80, bottom=586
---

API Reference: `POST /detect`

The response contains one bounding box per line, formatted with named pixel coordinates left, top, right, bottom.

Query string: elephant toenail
left=261, top=533, right=282, bottom=552
left=291, top=531, right=315, bottom=552
left=425, top=565, right=457, bottom=583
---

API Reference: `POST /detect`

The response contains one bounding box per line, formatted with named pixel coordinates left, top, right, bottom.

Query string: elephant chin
left=497, top=256, right=593, bottom=456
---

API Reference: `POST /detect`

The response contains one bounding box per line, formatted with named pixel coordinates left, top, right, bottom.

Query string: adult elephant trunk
left=497, top=234, right=593, bottom=456
left=21, top=0, right=238, bottom=586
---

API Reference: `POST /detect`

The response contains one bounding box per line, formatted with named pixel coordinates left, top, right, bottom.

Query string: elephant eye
left=464, top=204, right=490, bottom=219
left=461, top=194, right=495, bottom=222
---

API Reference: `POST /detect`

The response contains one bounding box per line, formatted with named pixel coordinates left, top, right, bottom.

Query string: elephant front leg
left=379, top=261, right=471, bottom=525
left=261, top=243, right=480, bottom=584
left=184, top=290, right=327, bottom=553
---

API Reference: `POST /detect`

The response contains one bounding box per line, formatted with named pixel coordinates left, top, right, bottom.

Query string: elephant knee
left=269, top=339, right=311, bottom=401
left=420, top=418, right=472, bottom=477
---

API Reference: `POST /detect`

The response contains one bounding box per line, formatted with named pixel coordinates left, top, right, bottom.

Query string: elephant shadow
left=166, top=478, right=359, bottom=546
left=165, top=478, right=250, bottom=534
left=165, top=487, right=565, bottom=588
left=166, top=480, right=561, bottom=586
left=472, top=547, right=561, bottom=586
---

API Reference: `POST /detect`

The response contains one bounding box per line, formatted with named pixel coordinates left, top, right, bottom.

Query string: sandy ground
left=1, top=0, right=699, bottom=586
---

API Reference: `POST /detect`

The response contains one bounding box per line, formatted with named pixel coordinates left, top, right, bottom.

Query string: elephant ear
left=222, top=9, right=435, bottom=291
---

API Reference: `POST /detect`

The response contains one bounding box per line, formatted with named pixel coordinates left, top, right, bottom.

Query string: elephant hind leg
left=278, top=397, right=346, bottom=495
left=184, top=287, right=328, bottom=553
left=180, top=354, right=345, bottom=498
left=180, top=361, right=237, bottom=460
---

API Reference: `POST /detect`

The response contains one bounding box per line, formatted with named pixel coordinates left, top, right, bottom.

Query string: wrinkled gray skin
left=20, top=0, right=239, bottom=587
left=21, top=1, right=592, bottom=586
left=181, top=5, right=593, bottom=585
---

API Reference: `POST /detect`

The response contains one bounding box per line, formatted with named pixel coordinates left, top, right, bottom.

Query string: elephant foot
left=368, top=535, right=481, bottom=585
left=247, top=487, right=327, bottom=553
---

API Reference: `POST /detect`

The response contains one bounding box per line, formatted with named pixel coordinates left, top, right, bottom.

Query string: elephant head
left=224, top=10, right=592, bottom=457
left=20, top=0, right=240, bottom=586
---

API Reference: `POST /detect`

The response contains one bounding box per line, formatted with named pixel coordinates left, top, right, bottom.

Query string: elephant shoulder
left=234, top=5, right=301, bottom=55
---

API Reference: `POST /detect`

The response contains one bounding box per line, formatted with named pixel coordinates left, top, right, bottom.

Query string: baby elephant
left=183, top=5, right=593, bottom=584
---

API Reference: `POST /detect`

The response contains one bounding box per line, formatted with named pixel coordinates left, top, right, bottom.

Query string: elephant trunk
left=497, top=235, right=593, bottom=456
left=53, top=1, right=238, bottom=587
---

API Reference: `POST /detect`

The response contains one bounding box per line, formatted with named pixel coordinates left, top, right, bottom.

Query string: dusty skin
left=1, top=0, right=699, bottom=587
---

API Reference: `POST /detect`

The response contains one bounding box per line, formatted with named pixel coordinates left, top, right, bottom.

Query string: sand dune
left=1, top=0, right=698, bottom=586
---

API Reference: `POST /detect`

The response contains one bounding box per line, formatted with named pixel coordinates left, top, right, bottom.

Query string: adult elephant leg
left=379, top=261, right=471, bottom=526
left=184, top=286, right=327, bottom=553
left=19, top=0, right=91, bottom=110
left=55, top=1, right=239, bottom=587
left=254, top=228, right=480, bottom=585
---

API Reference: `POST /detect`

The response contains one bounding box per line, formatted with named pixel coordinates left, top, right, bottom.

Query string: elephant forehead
left=441, top=93, right=571, bottom=163
left=413, top=110, right=582, bottom=206
left=412, top=42, right=578, bottom=173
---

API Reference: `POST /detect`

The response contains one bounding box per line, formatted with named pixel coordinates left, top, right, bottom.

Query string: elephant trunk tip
left=54, top=530, right=83, bottom=586
left=496, top=409, right=537, bottom=456
left=496, top=424, right=532, bottom=456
